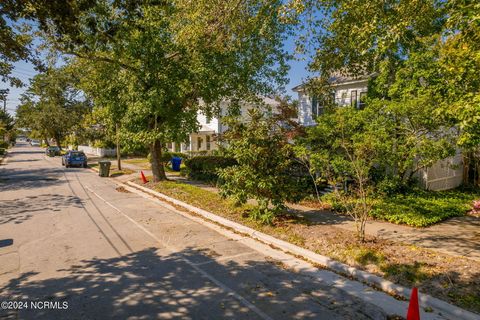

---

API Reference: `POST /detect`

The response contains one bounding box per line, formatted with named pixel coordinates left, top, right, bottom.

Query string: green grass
left=123, top=158, right=185, bottom=174
left=143, top=180, right=480, bottom=313
left=152, top=180, right=252, bottom=218
left=123, top=158, right=151, bottom=169
left=371, top=188, right=480, bottom=227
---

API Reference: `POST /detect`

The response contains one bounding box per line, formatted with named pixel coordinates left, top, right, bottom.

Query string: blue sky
left=3, top=60, right=38, bottom=115
left=2, top=36, right=313, bottom=116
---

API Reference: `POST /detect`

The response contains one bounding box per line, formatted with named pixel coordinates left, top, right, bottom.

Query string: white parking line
left=84, top=185, right=273, bottom=320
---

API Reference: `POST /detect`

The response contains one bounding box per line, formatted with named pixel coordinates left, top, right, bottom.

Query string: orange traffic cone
left=406, top=287, right=420, bottom=320
left=140, top=171, right=148, bottom=184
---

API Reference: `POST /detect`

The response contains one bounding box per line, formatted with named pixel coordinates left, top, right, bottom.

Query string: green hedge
left=0, top=141, right=9, bottom=149
left=0, top=148, right=5, bottom=155
left=184, top=156, right=237, bottom=182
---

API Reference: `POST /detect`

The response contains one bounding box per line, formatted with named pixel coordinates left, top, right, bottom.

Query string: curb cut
left=126, top=180, right=480, bottom=320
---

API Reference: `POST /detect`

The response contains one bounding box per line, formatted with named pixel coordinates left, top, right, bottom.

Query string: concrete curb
left=126, top=180, right=480, bottom=320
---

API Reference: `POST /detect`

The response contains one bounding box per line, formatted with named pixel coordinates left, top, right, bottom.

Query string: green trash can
left=98, top=161, right=111, bottom=177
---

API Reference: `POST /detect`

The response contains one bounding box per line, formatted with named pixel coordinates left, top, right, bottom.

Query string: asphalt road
left=0, top=143, right=387, bottom=319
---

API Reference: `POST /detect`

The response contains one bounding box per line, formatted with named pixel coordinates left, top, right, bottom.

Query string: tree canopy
left=0, top=0, right=97, bottom=85
left=291, top=0, right=480, bottom=186
left=39, top=0, right=291, bottom=181
left=16, top=67, right=91, bottom=147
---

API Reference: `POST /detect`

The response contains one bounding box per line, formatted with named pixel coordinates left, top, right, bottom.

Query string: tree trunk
left=44, top=137, right=50, bottom=146
left=150, top=139, right=167, bottom=181
left=55, top=134, right=62, bottom=150
left=463, top=153, right=470, bottom=186
left=116, top=123, right=122, bottom=171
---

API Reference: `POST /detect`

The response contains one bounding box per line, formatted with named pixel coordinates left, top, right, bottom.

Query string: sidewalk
left=103, top=156, right=480, bottom=262
left=291, top=204, right=480, bottom=261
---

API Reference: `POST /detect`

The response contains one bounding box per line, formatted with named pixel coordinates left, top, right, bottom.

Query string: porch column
left=190, top=134, right=195, bottom=151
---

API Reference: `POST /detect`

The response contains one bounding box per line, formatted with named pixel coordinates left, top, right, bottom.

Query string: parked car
left=45, top=146, right=61, bottom=157
left=30, top=139, right=41, bottom=146
left=62, top=151, right=88, bottom=168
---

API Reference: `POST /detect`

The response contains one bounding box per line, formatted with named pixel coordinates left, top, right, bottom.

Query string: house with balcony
left=292, top=75, right=464, bottom=191
left=167, top=97, right=280, bottom=154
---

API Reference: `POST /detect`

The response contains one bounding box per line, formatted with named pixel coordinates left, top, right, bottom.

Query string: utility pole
left=116, top=123, right=122, bottom=170
left=0, top=89, right=9, bottom=113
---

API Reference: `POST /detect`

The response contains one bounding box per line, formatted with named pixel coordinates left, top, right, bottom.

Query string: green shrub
left=376, top=177, right=412, bottom=196
left=370, top=188, right=479, bottom=227
left=0, top=141, right=9, bottom=149
left=184, top=155, right=237, bottom=182
left=217, top=109, right=303, bottom=224
left=320, top=187, right=480, bottom=227
left=285, top=160, right=319, bottom=198
left=0, top=148, right=5, bottom=155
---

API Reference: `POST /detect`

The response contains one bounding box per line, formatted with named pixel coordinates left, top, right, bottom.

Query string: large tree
left=292, top=0, right=480, bottom=186
left=0, top=0, right=96, bottom=85
left=71, top=58, right=128, bottom=169
left=41, top=0, right=291, bottom=181
left=16, top=67, right=91, bottom=148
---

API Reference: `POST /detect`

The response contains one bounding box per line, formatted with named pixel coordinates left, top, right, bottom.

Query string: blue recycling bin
left=171, top=156, right=182, bottom=171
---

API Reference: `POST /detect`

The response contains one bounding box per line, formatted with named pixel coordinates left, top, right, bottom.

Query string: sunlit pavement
left=0, top=142, right=386, bottom=319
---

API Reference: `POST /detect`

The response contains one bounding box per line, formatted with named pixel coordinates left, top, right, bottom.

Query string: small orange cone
left=140, top=171, right=148, bottom=184
left=406, top=287, right=420, bottom=320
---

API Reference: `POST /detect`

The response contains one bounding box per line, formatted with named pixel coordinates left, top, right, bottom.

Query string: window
left=359, top=92, right=367, bottom=109
left=206, top=135, right=211, bottom=150
left=351, top=90, right=358, bottom=108
left=206, top=115, right=211, bottom=124
left=197, top=137, right=203, bottom=150
left=330, top=91, right=336, bottom=105
left=341, top=91, right=348, bottom=105
left=311, top=96, right=318, bottom=118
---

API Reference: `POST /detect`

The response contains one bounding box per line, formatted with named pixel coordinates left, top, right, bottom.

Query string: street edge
left=125, top=180, right=479, bottom=320
left=0, top=150, right=8, bottom=167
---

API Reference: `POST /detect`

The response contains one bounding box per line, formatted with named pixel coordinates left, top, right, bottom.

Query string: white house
left=167, top=97, right=280, bottom=153
left=292, top=75, right=464, bottom=191
left=292, top=74, right=369, bottom=126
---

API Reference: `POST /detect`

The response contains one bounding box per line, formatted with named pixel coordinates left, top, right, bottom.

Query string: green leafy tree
left=0, top=109, right=15, bottom=143
left=71, top=58, right=128, bottom=169
left=301, top=106, right=381, bottom=241
left=218, top=108, right=300, bottom=224
left=0, top=0, right=97, bottom=85
left=15, top=67, right=91, bottom=148
left=291, top=0, right=480, bottom=187
left=40, top=0, right=290, bottom=181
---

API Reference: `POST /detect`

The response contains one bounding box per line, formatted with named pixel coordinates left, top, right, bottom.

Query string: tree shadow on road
left=0, top=168, right=67, bottom=192
left=5, top=149, right=45, bottom=156
left=0, top=194, right=83, bottom=225
left=0, top=247, right=387, bottom=320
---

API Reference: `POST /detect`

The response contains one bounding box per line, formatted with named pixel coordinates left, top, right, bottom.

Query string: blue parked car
left=62, top=151, right=88, bottom=168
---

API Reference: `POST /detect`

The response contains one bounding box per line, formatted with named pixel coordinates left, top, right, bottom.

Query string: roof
left=292, top=73, right=375, bottom=92
left=197, top=125, right=216, bottom=134
left=261, top=96, right=281, bottom=107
